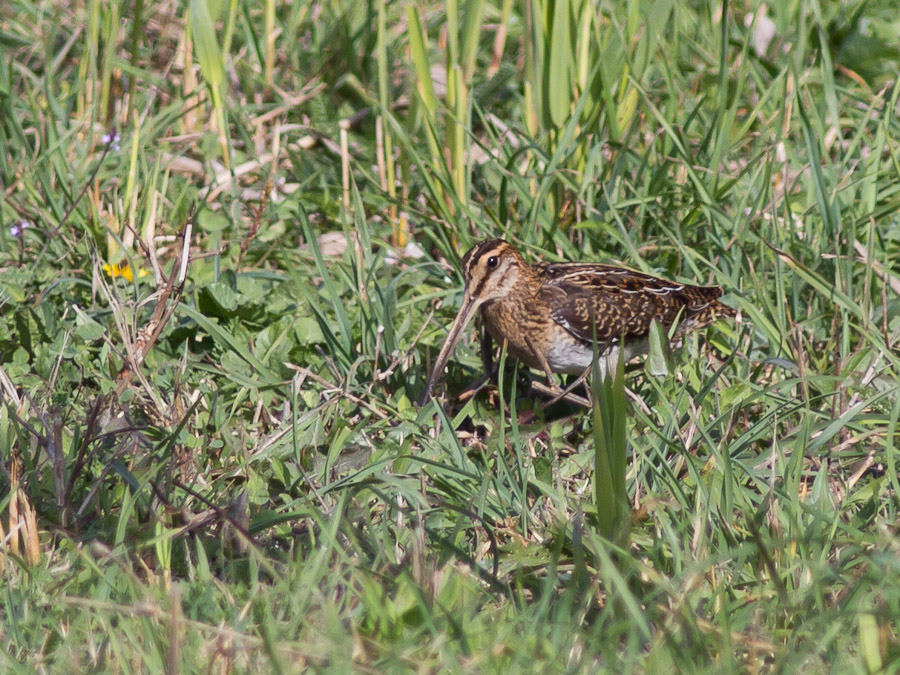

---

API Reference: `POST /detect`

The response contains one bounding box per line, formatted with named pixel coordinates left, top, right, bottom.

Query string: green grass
left=3, top=0, right=900, bottom=670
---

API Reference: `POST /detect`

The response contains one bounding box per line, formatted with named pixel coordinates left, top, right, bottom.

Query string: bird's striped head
left=460, top=238, right=525, bottom=303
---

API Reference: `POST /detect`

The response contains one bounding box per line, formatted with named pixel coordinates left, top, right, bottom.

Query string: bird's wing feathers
left=537, top=263, right=724, bottom=345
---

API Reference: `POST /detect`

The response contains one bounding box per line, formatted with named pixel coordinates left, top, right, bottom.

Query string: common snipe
left=420, top=238, right=736, bottom=404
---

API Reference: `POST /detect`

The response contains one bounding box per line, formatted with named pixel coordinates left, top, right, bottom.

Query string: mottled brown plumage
left=420, top=238, right=736, bottom=403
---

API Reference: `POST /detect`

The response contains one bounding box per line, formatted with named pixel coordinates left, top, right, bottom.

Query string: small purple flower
left=9, top=221, right=30, bottom=237
left=101, top=132, right=121, bottom=151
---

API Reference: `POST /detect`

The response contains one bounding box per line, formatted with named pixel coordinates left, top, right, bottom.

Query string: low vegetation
left=2, top=0, right=900, bottom=670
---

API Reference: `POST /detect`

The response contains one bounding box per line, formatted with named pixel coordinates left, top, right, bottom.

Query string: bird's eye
left=486, top=256, right=499, bottom=269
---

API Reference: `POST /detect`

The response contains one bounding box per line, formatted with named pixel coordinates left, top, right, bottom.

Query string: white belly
left=545, top=338, right=649, bottom=376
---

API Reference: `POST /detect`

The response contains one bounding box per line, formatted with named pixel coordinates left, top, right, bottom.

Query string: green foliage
left=591, top=349, right=628, bottom=540
left=2, top=0, right=900, bottom=671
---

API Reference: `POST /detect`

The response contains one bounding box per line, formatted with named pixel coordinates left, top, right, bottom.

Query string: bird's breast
left=480, top=296, right=550, bottom=371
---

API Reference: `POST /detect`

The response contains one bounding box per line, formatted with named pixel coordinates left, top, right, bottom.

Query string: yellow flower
left=102, top=262, right=149, bottom=282
left=102, top=262, right=134, bottom=281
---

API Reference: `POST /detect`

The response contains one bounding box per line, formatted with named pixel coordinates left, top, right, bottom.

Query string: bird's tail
left=677, top=299, right=739, bottom=335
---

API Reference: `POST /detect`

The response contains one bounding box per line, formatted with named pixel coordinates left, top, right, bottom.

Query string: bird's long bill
left=419, top=292, right=480, bottom=405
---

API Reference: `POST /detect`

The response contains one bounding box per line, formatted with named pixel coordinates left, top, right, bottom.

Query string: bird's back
left=536, top=262, right=734, bottom=345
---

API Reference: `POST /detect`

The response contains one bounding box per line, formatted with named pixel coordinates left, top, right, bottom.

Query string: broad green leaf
left=294, top=316, right=326, bottom=346
left=547, top=0, right=574, bottom=128
left=646, top=319, right=671, bottom=377
left=858, top=613, right=883, bottom=673
left=460, top=0, right=485, bottom=81
left=189, top=0, right=224, bottom=96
